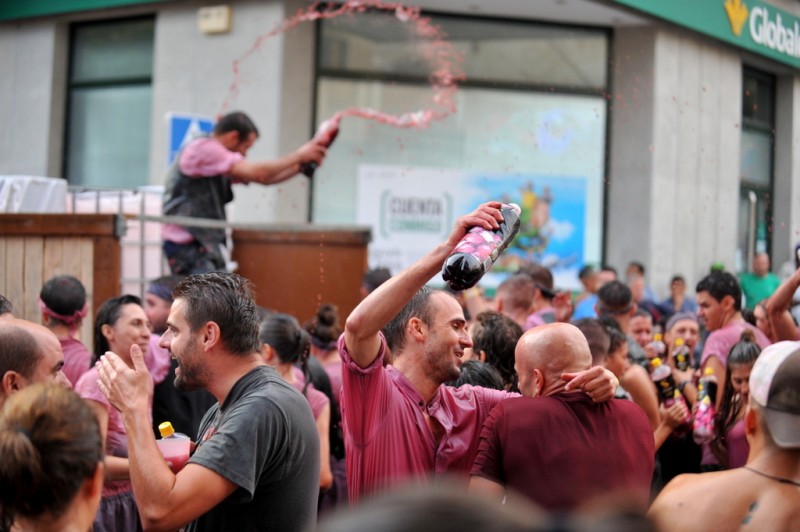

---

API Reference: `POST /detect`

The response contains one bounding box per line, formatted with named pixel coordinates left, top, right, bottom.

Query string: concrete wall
left=773, top=76, right=800, bottom=271
left=0, top=19, right=67, bottom=177
left=608, top=27, right=742, bottom=298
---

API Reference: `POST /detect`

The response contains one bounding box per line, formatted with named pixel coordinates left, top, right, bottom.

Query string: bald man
left=470, top=323, right=654, bottom=511
left=0, top=319, right=70, bottom=404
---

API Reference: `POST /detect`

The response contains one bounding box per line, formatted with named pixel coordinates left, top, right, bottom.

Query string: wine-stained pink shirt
left=339, top=333, right=511, bottom=503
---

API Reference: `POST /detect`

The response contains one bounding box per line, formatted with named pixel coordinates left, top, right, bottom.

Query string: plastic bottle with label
left=648, top=333, right=666, bottom=358
left=693, top=367, right=718, bottom=444
left=651, top=357, right=692, bottom=431
left=672, top=337, right=692, bottom=372
left=441, top=203, right=521, bottom=291
left=156, top=421, right=192, bottom=472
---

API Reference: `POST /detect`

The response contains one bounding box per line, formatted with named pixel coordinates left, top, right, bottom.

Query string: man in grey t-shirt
left=99, top=273, right=319, bottom=531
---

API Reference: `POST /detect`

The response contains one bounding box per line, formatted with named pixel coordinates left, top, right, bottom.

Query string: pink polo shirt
left=339, top=333, right=512, bottom=503
left=162, top=137, right=244, bottom=244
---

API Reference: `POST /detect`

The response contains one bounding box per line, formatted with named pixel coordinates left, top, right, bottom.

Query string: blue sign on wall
left=167, top=113, right=215, bottom=166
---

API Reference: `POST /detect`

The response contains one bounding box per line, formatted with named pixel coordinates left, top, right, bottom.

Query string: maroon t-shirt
left=472, top=392, right=654, bottom=511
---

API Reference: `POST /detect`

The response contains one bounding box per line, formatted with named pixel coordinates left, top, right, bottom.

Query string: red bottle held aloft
left=441, top=203, right=521, bottom=291
left=301, top=117, right=340, bottom=178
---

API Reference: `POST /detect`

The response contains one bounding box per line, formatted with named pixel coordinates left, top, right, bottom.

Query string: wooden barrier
left=233, top=226, right=371, bottom=325
left=0, top=214, right=123, bottom=350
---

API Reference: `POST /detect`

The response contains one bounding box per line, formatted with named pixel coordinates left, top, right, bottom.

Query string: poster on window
left=357, top=164, right=587, bottom=291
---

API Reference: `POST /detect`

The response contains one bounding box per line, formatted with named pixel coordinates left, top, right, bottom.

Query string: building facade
left=1, top=0, right=798, bottom=298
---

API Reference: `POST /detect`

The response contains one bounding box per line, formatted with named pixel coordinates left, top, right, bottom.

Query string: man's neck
left=719, top=311, right=744, bottom=330
left=394, top=356, right=441, bottom=404
left=206, top=352, right=265, bottom=405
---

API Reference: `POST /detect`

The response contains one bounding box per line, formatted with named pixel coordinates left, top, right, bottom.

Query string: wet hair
left=631, top=308, right=652, bottom=321
left=39, top=276, right=87, bottom=327
left=711, top=329, right=761, bottom=467
left=0, top=295, right=11, bottom=316
left=447, top=360, right=504, bottom=390
left=470, top=311, right=522, bottom=390
left=0, top=384, right=103, bottom=528
left=696, top=271, right=742, bottom=312
left=0, top=324, right=40, bottom=381
left=304, top=304, right=342, bottom=349
left=259, top=313, right=311, bottom=392
left=93, top=295, right=142, bottom=360
left=174, top=273, right=261, bottom=357
left=382, top=286, right=437, bottom=354
left=597, top=281, right=633, bottom=313
left=573, top=318, right=611, bottom=365
left=213, top=111, right=259, bottom=140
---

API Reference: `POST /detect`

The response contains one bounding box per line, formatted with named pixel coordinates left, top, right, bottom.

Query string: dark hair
left=259, top=313, right=311, bottom=393
left=382, top=286, right=437, bottom=354
left=147, top=274, right=185, bottom=302
left=600, top=264, right=618, bottom=276
left=0, top=323, right=40, bottom=380
left=600, top=317, right=627, bottom=356
left=174, top=273, right=261, bottom=357
left=39, top=276, right=87, bottom=326
left=363, top=268, right=392, bottom=293
left=696, top=271, right=742, bottom=312
left=578, top=265, right=596, bottom=280
left=469, top=311, right=522, bottom=390
left=304, top=304, right=342, bottom=348
left=627, top=261, right=645, bottom=276
left=573, top=318, right=611, bottom=365
left=447, top=360, right=504, bottom=390
left=93, top=295, right=142, bottom=360
left=213, top=111, right=259, bottom=140
left=711, top=329, right=761, bottom=467
left=0, top=384, right=103, bottom=528
left=631, top=308, right=652, bottom=321
left=496, top=274, right=536, bottom=311
left=670, top=275, right=686, bottom=285
left=0, top=295, right=11, bottom=316
left=305, top=356, right=345, bottom=459
left=597, top=281, right=633, bottom=313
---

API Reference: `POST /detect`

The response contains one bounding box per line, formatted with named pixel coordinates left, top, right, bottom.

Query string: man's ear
left=478, top=350, right=487, bottom=363
left=533, top=368, right=544, bottom=397
left=721, top=295, right=736, bottom=311
left=202, top=322, right=222, bottom=351
left=2, top=370, right=24, bottom=395
left=408, top=317, right=426, bottom=343
left=628, top=303, right=638, bottom=318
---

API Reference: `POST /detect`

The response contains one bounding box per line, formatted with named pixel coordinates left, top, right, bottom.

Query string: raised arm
left=98, top=346, right=237, bottom=531
left=765, top=267, right=800, bottom=341
left=344, top=202, right=504, bottom=368
left=229, top=140, right=326, bottom=185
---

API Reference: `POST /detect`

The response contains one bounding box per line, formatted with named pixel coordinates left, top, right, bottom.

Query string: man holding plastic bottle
left=339, top=201, right=618, bottom=503
left=162, top=111, right=328, bottom=275
left=98, top=273, right=319, bottom=531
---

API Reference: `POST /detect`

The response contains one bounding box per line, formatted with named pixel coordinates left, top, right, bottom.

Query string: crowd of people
left=1, top=112, right=799, bottom=530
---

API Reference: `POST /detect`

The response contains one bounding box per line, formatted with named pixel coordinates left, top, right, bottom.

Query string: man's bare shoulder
left=649, top=468, right=800, bottom=532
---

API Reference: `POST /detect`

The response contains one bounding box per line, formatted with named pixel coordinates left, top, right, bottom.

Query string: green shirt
left=739, top=272, right=781, bottom=310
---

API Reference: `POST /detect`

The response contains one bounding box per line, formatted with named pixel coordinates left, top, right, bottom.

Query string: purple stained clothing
left=701, top=322, right=771, bottom=370
left=524, top=306, right=557, bottom=330
left=471, top=393, right=655, bottom=511
left=726, top=418, right=750, bottom=469
left=145, top=334, right=172, bottom=385
left=324, top=360, right=343, bottom=406
left=291, top=378, right=330, bottom=421
left=75, top=367, right=134, bottom=497
left=60, top=336, right=92, bottom=386
left=339, top=333, right=512, bottom=503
